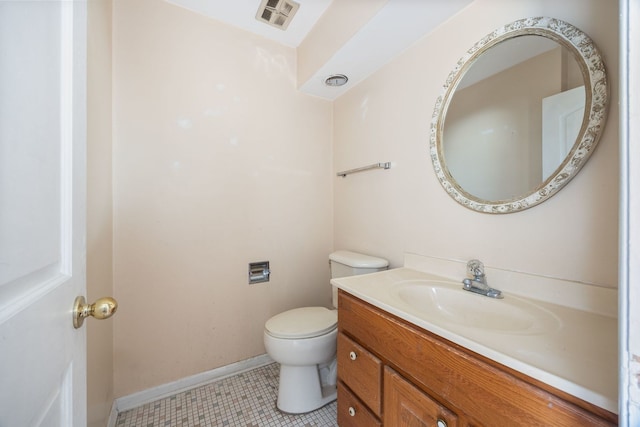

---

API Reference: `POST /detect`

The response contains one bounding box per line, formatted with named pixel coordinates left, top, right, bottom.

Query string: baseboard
left=106, top=401, right=118, bottom=427
left=109, top=353, right=274, bottom=418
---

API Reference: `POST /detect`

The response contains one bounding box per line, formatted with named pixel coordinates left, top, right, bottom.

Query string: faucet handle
left=467, top=259, right=485, bottom=277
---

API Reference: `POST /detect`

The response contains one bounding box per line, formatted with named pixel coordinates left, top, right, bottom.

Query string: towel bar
left=337, top=162, right=391, bottom=177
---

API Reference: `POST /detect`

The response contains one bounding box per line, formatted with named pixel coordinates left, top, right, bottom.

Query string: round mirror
left=430, top=17, right=608, bottom=213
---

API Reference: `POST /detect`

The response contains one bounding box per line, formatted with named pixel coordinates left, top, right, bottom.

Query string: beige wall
left=333, top=0, right=619, bottom=287
left=87, top=0, right=114, bottom=425
left=112, top=0, right=333, bottom=397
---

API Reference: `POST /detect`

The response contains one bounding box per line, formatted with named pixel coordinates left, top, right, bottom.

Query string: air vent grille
left=274, top=14, right=287, bottom=27
left=255, top=0, right=300, bottom=31
left=261, top=8, right=272, bottom=21
left=281, top=2, right=293, bottom=14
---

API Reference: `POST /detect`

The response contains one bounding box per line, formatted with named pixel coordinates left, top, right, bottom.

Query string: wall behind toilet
left=333, top=0, right=619, bottom=288
left=112, top=0, right=333, bottom=397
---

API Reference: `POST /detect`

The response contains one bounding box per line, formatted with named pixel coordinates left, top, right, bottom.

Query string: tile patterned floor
left=115, top=363, right=338, bottom=427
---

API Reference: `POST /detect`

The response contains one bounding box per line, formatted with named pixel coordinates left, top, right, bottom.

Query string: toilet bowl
left=264, top=307, right=338, bottom=414
left=263, top=250, right=388, bottom=414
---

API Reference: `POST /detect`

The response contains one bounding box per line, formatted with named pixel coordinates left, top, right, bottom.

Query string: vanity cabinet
left=337, top=290, right=617, bottom=427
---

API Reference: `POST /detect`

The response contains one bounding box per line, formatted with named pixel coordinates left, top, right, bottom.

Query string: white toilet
left=263, top=250, right=389, bottom=414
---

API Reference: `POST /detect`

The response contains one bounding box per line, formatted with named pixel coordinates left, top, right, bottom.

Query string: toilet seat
left=265, top=307, right=337, bottom=339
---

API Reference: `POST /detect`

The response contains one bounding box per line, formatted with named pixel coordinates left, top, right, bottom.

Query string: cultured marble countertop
left=331, top=266, right=618, bottom=414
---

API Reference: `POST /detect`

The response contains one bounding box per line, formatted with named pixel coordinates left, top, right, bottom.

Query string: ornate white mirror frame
left=430, top=17, right=609, bottom=214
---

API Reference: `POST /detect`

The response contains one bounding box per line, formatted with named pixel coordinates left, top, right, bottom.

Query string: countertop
left=331, top=266, right=618, bottom=413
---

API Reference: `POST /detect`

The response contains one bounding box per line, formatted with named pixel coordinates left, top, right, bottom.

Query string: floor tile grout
left=115, top=363, right=338, bottom=427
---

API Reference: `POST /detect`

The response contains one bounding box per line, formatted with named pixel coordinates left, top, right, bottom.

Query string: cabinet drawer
left=337, top=381, right=381, bottom=427
left=337, top=332, right=382, bottom=416
left=384, top=367, right=458, bottom=427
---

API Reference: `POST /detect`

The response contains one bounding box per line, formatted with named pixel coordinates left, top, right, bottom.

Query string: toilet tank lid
left=329, top=250, right=389, bottom=268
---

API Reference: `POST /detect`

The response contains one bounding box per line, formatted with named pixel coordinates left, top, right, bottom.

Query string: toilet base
left=276, top=364, right=337, bottom=414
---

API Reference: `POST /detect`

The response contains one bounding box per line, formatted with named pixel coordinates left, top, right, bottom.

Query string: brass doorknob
left=73, top=296, right=118, bottom=329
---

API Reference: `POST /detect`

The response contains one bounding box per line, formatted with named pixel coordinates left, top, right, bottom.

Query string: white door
left=541, top=85, right=586, bottom=180
left=0, top=1, right=88, bottom=426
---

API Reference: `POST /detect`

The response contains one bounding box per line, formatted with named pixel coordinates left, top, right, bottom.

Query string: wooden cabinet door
left=384, top=367, right=458, bottom=427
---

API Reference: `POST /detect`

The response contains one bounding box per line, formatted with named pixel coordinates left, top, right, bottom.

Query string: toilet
left=263, top=250, right=389, bottom=414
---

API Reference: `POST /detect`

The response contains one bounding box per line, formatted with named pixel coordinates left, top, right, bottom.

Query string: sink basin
left=390, top=280, right=560, bottom=335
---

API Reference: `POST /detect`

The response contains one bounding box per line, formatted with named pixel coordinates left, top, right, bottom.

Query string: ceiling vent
left=255, top=0, right=300, bottom=31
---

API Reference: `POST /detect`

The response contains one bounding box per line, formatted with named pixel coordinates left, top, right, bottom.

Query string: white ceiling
left=165, top=0, right=473, bottom=100
left=165, top=0, right=332, bottom=47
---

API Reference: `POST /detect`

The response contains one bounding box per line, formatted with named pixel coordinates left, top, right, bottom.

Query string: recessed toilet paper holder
left=249, top=261, right=270, bottom=284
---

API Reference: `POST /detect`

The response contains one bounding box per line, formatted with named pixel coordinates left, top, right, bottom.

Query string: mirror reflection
left=443, top=36, right=585, bottom=201
left=430, top=17, right=608, bottom=214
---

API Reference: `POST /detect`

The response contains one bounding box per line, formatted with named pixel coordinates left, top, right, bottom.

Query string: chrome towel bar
left=337, top=162, right=391, bottom=177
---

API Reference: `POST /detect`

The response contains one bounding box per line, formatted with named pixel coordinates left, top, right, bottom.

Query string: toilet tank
left=329, top=250, right=389, bottom=307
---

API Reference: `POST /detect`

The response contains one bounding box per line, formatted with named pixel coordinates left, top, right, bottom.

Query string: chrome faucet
left=462, top=259, right=503, bottom=299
